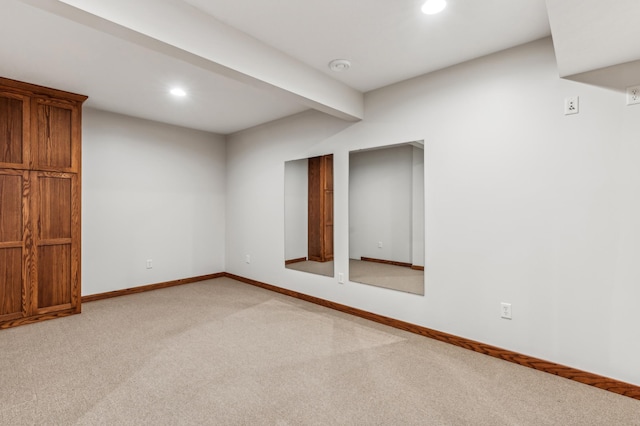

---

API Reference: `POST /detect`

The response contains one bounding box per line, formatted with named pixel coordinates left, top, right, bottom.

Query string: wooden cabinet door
left=32, top=98, right=79, bottom=173
left=0, top=170, right=30, bottom=323
left=0, top=90, right=30, bottom=170
left=1, top=77, right=85, bottom=329
left=32, top=172, right=80, bottom=315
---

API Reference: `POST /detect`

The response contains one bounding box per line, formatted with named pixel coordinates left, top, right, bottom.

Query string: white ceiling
left=3, top=0, right=633, bottom=135
left=0, top=0, right=308, bottom=134
left=183, top=0, right=551, bottom=92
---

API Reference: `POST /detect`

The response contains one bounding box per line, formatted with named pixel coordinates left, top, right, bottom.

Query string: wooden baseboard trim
left=223, top=273, right=640, bottom=401
left=411, top=265, right=425, bottom=271
left=285, top=257, right=307, bottom=265
left=81, top=273, right=225, bottom=303
left=361, top=257, right=412, bottom=268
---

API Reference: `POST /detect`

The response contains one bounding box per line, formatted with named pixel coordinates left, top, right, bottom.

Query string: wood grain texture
left=32, top=173, right=73, bottom=313
left=0, top=77, right=86, bottom=329
left=22, top=171, right=32, bottom=318
left=0, top=172, right=23, bottom=242
left=71, top=171, right=80, bottom=313
left=37, top=244, right=71, bottom=309
left=0, top=94, right=24, bottom=165
left=0, top=247, right=22, bottom=318
left=308, top=155, right=333, bottom=262
left=81, top=273, right=225, bottom=303
left=225, top=273, right=640, bottom=401
left=35, top=101, right=73, bottom=170
left=307, top=156, right=322, bottom=261
left=0, top=77, right=88, bottom=104
left=323, top=155, right=333, bottom=261
left=0, top=308, right=77, bottom=330
left=37, top=175, right=72, bottom=240
left=0, top=171, right=27, bottom=322
left=360, top=256, right=413, bottom=269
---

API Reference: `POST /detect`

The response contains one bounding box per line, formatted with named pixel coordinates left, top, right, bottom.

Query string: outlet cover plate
left=564, top=96, right=579, bottom=115
left=627, top=85, right=640, bottom=105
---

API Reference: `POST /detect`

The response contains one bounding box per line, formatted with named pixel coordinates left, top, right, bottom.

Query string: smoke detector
left=328, top=59, right=351, bottom=72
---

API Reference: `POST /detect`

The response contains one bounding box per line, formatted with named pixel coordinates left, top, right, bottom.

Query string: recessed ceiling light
left=421, top=0, right=447, bottom=15
left=170, top=87, right=187, bottom=97
left=328, top=59, right=351, bottom=72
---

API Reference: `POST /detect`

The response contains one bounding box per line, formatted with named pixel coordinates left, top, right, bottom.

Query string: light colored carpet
left=1, top=278, right=639, bottom=425
left=285, top=260, right=334, bottom=277
left=286, top=259, right=424, bottom=295
left=349, top=258, right=424, bottom=295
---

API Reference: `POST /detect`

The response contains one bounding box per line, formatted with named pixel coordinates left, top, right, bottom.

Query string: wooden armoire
left=308, top=154, right=333, bottom=262
left=0, top=77, right=87, bottom=329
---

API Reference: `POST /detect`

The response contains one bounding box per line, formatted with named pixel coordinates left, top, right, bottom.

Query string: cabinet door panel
left=0, top=248, right=23, bottom=318
left=38, top=175, right=71, bottom=240
left=0, top=171, right=28, bottom=322
left=35, top=100, right=73, bottom=170
left=0, top=92, right=29, bottom=168
left=0, top=173, right=23, bottom=241
left=37, top=244, right=71, bottom=309
left=33, top=172, right=78, bottom=314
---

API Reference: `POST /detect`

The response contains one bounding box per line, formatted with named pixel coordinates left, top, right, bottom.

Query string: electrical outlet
left=564, top=96, right=579, bottom=115
left=378, top=241, right=383, bottom=248
left=501, top=302, right=512, bottom=320
left=245, top=255, right=251, bottom=264
left=338, top=273, right=344, bottom=284
left=627, top=85, right=640, bottom=106
left=146, top=259, right=153, bottom=269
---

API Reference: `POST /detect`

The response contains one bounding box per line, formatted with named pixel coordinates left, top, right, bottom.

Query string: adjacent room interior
left=2, top=0, right=640, bottom=422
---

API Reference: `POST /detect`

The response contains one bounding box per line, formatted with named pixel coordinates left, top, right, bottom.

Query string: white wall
left=349, top=144, right=413, bottom=263
left=412, top=145, right=425, bottom=268
left=82, top=108, right=226, bottom=295
left=225, top=38, right=640, bottom=386
left=284, top=158, right=308, bottom=260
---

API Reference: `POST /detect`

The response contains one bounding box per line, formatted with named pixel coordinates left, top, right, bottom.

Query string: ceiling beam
left=21, top=0, right=364, bottom=122
left=547, top=0, right=640, bottom=78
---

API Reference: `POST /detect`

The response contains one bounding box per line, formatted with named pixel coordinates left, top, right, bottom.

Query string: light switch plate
left=501, top=302, right=512, bottom=320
